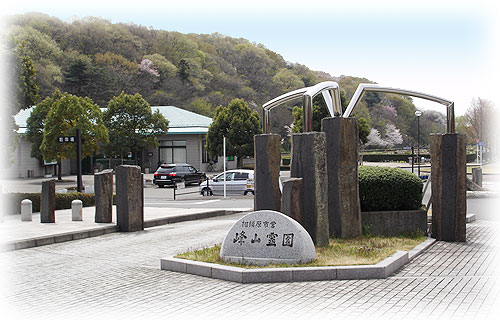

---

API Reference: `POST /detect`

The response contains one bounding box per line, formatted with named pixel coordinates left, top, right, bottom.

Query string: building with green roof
left=9, top=106, right=235, bottom=178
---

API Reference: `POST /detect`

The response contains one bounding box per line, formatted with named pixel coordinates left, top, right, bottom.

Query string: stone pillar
left=281, top=178, right=303, bottom=223
left=321, top=117, right=362, bottom=239
left=41, top=180, right=55, bottom=223
left=472, top=168, right=482, bottom=188
left=430, top=133, right=466, bottom=242
left=254, top=134, right=281, bottom=211
left=72, top=200, right=83, bottom=221
left=21, top=199, right=32, bottom=221
left=95, top=169, right=113, bottom=223
left=116, top=165, right=144, bottom=232
left=290, top=132, right=329, bottom=247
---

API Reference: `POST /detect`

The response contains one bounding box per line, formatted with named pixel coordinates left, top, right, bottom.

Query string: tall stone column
left=430, top=133, right=466, bottom=242
left=116, top=165, right=144, bottom=232
left=321, top=117, right=362, bottom=239
left=290, top=132, right=329, bottom=247
left=41, top=180, right=55, bottom=223
left=95, top=169, right=113, bottom=223
left=254, top=134, right=281, bottom=212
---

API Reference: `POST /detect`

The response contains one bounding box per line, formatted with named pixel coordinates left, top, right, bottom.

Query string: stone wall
left=361, top=210, right=427, bottom=236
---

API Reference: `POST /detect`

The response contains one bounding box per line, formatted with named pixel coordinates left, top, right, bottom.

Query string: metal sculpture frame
left=343, top=83, right=455, bottom=133
left=262, top=81, right=455, bottom=134
left=263, top=81, right=342, bottom=133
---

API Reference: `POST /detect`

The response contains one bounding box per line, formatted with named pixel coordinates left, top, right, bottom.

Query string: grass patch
left=175, top=233, right=426, bottom=269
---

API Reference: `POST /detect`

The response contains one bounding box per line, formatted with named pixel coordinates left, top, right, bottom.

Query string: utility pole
left=415, top=110, right=422, bottom=178
left=76, top=128, right=82, bottom=193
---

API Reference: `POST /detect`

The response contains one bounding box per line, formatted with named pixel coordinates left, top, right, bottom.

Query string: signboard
left=57, top=136, right=75, bottom=143
left=475, top=138, right=480, bottom=144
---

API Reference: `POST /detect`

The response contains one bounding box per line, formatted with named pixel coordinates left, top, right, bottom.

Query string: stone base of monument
left=219, top=210, right=317, bottom=266
left=161, top=210, right=437, bottom=283
left=161, top=237, right=435, bottom=283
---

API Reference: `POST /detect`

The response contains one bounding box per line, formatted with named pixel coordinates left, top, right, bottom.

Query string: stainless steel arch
left=262, top=81, right=342, bottom=133
left=343, top=83, right=455, bottom=133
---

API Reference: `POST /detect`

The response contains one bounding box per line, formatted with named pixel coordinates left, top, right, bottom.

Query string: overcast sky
left=3, top=0, right=499, bottom=116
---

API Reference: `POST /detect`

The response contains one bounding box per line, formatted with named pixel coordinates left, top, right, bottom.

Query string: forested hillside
left=7, top=13, right=446, bottom=146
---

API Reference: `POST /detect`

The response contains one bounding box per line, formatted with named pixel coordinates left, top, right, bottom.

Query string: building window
left=159, top=140, right=186, bottom=164
left=202, top=139, right=209, bottom=163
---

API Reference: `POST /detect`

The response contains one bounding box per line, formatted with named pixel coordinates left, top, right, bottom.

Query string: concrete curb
left=160, top=237, right=436, bottom=283
left=1, top=210, right=245, bottom=252
left=2, top=225, right=118, bottom=251
left=143, top=210, right=242, bottom=228
left=466, top=191, right=499, bottom=198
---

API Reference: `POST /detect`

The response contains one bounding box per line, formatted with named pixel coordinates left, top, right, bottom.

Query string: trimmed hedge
left=358, top=166, right=423, bottom=211
left=3, top=192, right=99, bottom=214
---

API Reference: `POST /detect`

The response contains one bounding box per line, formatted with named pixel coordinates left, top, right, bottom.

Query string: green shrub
left=2, top=192, right=105, bottom=214
left=358, top=166, right=423, bottom=211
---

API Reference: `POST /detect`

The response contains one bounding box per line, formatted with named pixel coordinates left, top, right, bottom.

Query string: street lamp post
left=415, top=110, right=422, bottom=177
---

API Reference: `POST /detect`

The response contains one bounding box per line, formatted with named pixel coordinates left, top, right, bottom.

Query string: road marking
left=193, top=199, right=222, bottom=205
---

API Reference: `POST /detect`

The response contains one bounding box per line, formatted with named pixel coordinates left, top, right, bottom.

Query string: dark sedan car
left=153, top=163, right=206, bottom=188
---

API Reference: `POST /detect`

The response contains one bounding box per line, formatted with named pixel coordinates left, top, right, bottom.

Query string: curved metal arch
left=343, top=83, right=455, bottom=133
left=262, top=81, right=342, bottom=133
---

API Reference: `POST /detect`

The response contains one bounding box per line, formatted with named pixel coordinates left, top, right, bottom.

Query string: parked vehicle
left=199, top=169, right=254, bottom=196
left=153, top=164, right=206, bottom=188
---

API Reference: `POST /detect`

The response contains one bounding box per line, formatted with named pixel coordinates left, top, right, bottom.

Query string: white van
left=199, top=169, right=254, bottom=196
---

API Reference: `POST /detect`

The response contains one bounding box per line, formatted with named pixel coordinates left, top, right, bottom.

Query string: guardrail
left=172, top=182, right=203, bottom=200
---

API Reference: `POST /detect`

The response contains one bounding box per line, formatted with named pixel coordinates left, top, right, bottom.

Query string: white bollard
left=21, top=199, right=33, bottom=221
left=72, top=200, right=83, bottom=221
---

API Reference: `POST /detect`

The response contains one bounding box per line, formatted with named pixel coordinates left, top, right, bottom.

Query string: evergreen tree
left=206, top=98, right=262, bottom=168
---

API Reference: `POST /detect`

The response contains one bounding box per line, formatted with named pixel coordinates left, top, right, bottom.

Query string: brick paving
left=1, top=213, right=499, bottom=320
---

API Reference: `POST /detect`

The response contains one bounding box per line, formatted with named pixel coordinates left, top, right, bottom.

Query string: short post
left=41, top=180, right=56, bottom=223
left=95, top=169, right=113, bottom=223
left=290, top=132, right=329, bottom=247
left=322, top=117, right=362, bottom=239
left=116, top=165, right=144, bottom=232
left=430, top=133, right=466, bottom=242
left=254, top=134, right=282, bottom=211
left=281, top=178, right=303, bottom=223
left=72, top=200, right=83, bottom=221
left=21, top=199, right=32, bottom=221
left=472, top=167, right=482, bottom=188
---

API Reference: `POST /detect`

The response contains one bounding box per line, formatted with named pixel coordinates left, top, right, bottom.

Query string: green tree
left=40, top=92, right=109, bottom=179
left=272, top=68, right=305, bottom=93
left=358, top=117, right=370, bottom=144
left=26, top=90, right=63, bottom=161
left=206, top=98, right=262, bottom=168
left=103, top=92, right=169, bottom=163
left=5, top=42, right=40, bottom=162
left=10, top=42, right=39, bottom=113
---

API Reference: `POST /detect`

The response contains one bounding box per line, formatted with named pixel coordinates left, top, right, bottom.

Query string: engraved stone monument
left=220, top=210, right=317, bottom=266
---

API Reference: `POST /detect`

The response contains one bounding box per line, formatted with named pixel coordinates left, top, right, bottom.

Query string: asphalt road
left=1, top=169, right=497, bottom=219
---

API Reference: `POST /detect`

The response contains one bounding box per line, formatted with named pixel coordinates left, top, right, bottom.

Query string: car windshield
left=156, top=166, right=175, bottom=174
left=215, top=172, right=235, bottom=181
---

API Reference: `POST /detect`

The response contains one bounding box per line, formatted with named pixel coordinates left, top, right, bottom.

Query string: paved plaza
left=1, top=209, right=499, bottom=320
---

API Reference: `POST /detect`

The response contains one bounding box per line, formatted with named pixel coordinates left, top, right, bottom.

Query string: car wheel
left=201, top=188, right=212, bottom=196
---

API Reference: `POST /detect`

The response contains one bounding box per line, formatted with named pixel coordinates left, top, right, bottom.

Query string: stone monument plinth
left=220, top=210, right=317, bottom=266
